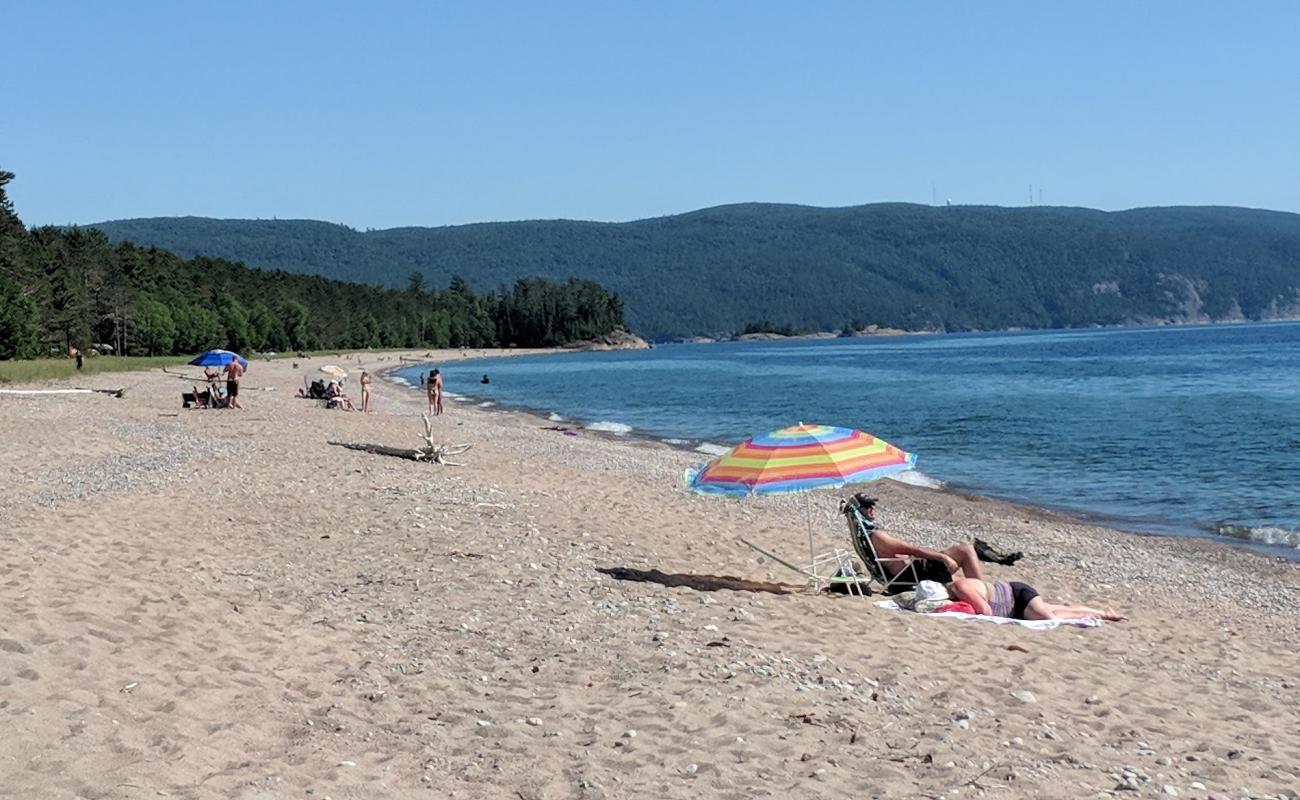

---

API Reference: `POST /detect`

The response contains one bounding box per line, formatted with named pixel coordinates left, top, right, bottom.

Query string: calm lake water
left=395, top=322, right=1300, bottom=557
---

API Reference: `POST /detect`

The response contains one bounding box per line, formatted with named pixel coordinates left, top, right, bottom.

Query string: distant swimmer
left=481, top=374, right=490, bottom=384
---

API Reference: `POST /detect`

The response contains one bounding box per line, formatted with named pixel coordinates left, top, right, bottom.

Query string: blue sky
left=4, top=1, right=1298, bottom=228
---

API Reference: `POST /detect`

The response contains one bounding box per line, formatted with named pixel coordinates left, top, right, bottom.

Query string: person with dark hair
left=223, top=358, right=245, bottom=410
left=852, top=494, right=984, bottom=587
left=429, top=369, right=443, bottom=415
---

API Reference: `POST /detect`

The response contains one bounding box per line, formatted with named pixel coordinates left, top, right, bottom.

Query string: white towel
left=874, top=600, right=1101, bottom=629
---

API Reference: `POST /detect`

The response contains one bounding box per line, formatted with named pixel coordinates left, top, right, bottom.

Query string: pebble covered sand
left=1, top=350, right=1298, bottom=799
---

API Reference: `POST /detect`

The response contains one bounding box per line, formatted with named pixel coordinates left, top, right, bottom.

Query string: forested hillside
left=0, top=171, right=625, bottom=359
left=91, top=203, right=1300, bottom=340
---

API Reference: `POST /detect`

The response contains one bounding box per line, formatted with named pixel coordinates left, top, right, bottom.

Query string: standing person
left=72, top=346, right=83, bottom=370
left=360, top=370, right=373, bottom=413
left=223, top=358, right=245, bottom=410
left=430, top=368, right=443, bottom=415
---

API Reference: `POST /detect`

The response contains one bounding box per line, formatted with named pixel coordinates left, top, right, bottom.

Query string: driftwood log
left=329, top=414, right=472, bottom=465
left=0, top=387, right=125, bottom=398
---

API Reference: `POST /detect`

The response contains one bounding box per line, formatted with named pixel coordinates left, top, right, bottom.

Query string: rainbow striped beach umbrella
left=686, top=423, right=917, bottom=497
left=687, top=423, right=917, bottom=575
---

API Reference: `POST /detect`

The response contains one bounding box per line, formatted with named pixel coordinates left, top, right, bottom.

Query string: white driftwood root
left=328, top=414, right=471, bottom=465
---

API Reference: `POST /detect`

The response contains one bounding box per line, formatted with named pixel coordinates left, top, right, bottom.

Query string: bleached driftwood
left=329, top=414, right=472, bottom=465
left=0, top=387, right=125, bottom=398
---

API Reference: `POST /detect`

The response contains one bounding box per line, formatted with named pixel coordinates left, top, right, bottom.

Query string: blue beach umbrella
left=189, top=349, right=248, bottom=368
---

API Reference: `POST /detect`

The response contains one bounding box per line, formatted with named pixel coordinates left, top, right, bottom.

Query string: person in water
left=947, top=577, right=1126, bottom=622
left=480, top=374, right=490, bottom=384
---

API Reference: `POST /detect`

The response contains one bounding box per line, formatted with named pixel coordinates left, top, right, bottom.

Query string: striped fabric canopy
left=686, top=423, right=917, bottom=496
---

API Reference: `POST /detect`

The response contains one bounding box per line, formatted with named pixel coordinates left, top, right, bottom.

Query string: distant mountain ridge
left=89, top=203, right=1300, bottom=340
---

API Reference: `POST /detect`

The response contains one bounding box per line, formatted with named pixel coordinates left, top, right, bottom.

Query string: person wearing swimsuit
left=852, top=496, right=985, bottom=590
left=948, top=577, right=1126, bottom=622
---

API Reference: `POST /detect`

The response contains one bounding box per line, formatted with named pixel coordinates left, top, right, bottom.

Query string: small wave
left=390, top=376, right=410, bottom=386
left=587, top=421, right=633, bottom=434
left=1216, top=523, right=1300, bottom=549
left=478, top=401, right=496, bottom=408
left=890, top=470, right=944, bottom=490
left=548, top=412, right=566, bottom=422
left=695, top=442, right=731, bottom=456
left=663, top=438, right=690, bottom=445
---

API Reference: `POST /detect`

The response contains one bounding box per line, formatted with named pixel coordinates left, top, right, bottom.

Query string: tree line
left=0, top=170, right=625, bottom=360
left=92, top=201, right=1300, bottom=340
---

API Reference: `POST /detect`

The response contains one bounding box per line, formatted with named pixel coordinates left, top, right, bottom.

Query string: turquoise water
left=395, top=322, right=1300, bottom=556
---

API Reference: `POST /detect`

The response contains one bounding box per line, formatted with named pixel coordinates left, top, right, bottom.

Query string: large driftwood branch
left=0, top=387, right=125, bottom=398
left=328, top=414, right=472, bottom=465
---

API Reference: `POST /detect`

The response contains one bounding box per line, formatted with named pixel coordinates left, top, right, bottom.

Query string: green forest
left=91, top=202, right=1300, bottom=340
left=0, top=171, right=625, bottom=360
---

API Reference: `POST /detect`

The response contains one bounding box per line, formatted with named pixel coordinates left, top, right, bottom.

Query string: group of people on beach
left=855, top=495, right=1125, bottom=622
left=296, top=370, right=373, bottom=412
left=189, top=360, right=246, bottom=410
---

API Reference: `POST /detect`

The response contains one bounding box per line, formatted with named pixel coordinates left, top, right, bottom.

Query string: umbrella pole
left=806, top=494, right=814, bottom=576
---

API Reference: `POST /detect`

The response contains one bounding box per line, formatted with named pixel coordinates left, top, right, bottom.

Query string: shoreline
left=4, top=350, right=1299, bottom=799
left=384, top=357, right=1300, bottom=565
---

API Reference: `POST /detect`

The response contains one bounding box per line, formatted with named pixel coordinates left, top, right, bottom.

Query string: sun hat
left=914, top=580, right=949, bottom=602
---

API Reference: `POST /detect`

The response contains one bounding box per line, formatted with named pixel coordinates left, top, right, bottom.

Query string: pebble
left=476, top=719, right=492, bottom=727
left=526, top=717, right=542, bottom=726
left=685, top=763, right=698, bottom=775
left=1162, top=786, right=1178, bottom=796
left=1010, top=690, right=1037, bottom=703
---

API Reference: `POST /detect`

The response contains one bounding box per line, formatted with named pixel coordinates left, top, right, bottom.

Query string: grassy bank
left=0, top=356, right=188, bottom=384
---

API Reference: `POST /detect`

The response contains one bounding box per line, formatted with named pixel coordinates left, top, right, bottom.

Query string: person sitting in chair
left=325, top=380, right=356, bottom=411
left=851, top=494, right=984, bottom=587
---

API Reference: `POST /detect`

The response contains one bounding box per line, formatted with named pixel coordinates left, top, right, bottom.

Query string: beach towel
left=874, top=599, right=1101, bottom=629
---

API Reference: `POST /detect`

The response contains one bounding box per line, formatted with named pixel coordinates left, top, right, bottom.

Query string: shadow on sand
left=596, top=566, right=796, bottom=595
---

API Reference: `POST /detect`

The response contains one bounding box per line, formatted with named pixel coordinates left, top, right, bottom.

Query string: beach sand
left=2, top=351, right=1298, bottom=799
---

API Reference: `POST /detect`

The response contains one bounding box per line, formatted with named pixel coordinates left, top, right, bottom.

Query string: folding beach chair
left=839, top=494, right=924, bottom=595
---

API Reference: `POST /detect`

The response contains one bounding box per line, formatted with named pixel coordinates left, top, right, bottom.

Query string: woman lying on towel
left=947, top=578, right=1127, bottom=622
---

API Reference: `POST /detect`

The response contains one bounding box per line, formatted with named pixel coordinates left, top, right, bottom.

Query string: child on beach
left=947, top=577, right=1126, bottom=622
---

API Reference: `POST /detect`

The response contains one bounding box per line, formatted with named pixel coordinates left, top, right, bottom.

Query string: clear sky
left=4, top=1, right=1299, bottom=229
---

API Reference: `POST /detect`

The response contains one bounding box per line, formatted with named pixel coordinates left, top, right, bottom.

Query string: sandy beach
left=2, top=350, right=1298, bottom=800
